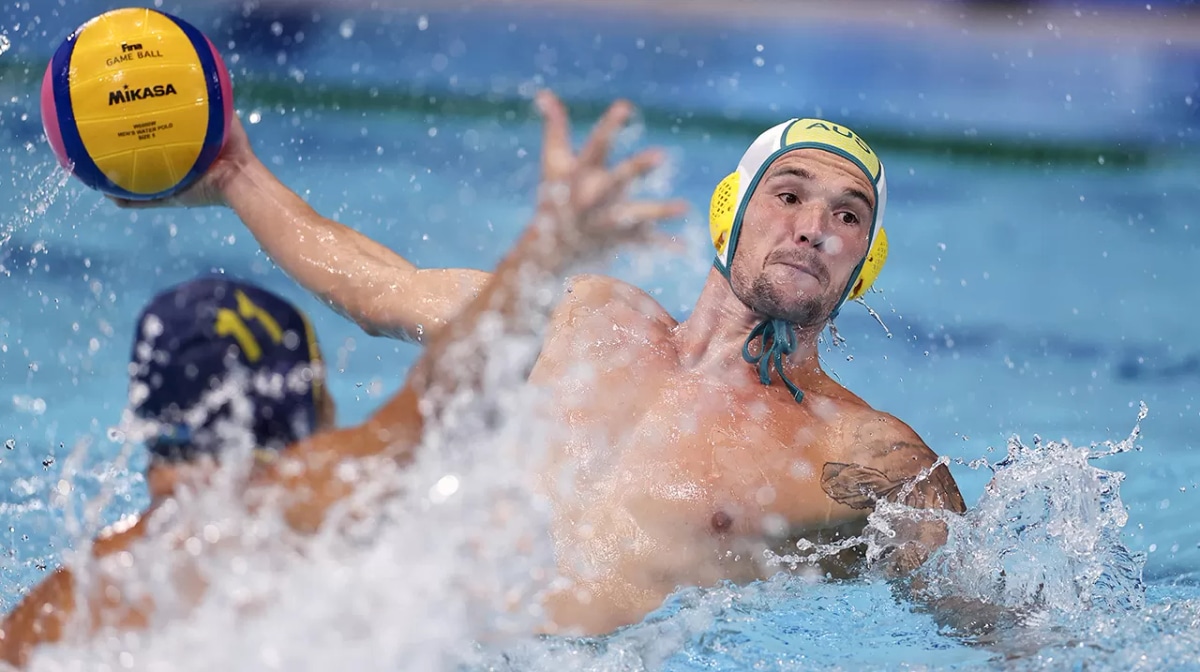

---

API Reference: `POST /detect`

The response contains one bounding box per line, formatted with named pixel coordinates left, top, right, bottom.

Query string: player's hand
left=107, top=113, right=254, bottom=210
left=532, top=90, right=688, bottom=265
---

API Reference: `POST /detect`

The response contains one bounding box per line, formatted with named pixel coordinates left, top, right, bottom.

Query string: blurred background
left=1, top=0, right=1199, bottom=668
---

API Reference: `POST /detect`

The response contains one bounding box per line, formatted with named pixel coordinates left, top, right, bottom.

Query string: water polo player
left=0, top=276, right=333, bottom=666
left=112, top=90, right=966, bottom=635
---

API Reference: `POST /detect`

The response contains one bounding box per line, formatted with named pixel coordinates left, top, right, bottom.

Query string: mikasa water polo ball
left=40, top=7, right=234, bottom=200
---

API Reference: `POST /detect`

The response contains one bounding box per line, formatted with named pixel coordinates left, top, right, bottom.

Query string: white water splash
left=23, top=292, right=564, bottom=672
left=2, top=163, right=73, bottom=258
left=913, top=403, right=1149, bottom=619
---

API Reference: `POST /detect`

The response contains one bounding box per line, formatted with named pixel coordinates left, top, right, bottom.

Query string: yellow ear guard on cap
left=846, top=226, right=887, bottom=302
left=708, top=118, right=889, bottom=405
left=709, top=171, right=741, bottom=259
left=709, top=118, right=889, bottom=318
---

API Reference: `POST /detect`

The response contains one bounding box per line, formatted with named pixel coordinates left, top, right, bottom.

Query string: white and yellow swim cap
left=709, top=118, right=889, bottom=319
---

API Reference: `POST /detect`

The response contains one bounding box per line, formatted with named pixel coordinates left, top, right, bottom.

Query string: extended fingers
left=537, top=90, right=574, bottom=181
left=608, top=148, right=667, bottom=191
left=610, top=199, right=690, bottom=229
left=576, top=99, right=632, bottom=169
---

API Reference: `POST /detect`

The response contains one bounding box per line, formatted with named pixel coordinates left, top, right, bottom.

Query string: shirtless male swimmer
left=2, top=93, right=680, bottom=666
left=114, top=90, right=968, bottom=635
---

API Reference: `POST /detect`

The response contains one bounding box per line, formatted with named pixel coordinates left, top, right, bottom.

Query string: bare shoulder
left=0, top=566, right=75, bottom=667
left=92, top=513, right=150, bottom=558
left=559, top=273, right=673, bottom=325
left=820, top=408, right=967, bottom=515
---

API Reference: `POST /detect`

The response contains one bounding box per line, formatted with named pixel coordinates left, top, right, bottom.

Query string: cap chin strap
left=741, top=317, right=804, bottom=404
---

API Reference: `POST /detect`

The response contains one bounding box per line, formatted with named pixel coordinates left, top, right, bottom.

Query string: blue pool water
left=2, top=1, right=1200, bottom=669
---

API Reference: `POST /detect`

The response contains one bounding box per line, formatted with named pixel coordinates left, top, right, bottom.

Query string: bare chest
left=532, top=333, right=865, bottom=549
left=527, top=302, right=876, bottom=632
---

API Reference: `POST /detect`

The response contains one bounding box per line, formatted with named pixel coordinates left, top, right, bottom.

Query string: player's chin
left=772, top=298, right=829, bottom=328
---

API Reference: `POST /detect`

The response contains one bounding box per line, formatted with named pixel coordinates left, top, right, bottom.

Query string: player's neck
left=676, top=271, right=822, bottom=372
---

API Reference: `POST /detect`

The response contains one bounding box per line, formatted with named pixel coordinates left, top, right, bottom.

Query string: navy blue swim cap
left=128, top=276, right=324, bottom=462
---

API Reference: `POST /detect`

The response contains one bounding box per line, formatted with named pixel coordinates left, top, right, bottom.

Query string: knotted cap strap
left=742, top=318, right=804, bottom=404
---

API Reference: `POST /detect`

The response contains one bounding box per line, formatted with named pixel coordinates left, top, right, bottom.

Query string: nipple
left=710, top=510, right=733, bottom=533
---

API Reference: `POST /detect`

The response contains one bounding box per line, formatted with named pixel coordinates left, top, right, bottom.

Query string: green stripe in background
left=5, top=58, right=1153, bottom=168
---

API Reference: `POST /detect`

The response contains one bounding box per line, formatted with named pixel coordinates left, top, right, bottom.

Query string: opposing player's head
left=710, top=118, right=888, bottom=328
left=127, top=276, right=332, bottom=464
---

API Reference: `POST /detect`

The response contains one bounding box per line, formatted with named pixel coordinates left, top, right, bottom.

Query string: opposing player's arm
left=821, top=415, right=966, bottom=576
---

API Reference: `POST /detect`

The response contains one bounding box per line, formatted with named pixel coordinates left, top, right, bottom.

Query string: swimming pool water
left=2, top=1, right=1200, bottom=669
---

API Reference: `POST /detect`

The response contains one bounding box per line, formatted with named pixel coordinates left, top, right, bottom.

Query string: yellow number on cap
left=213, top=290, right=284, bottom=364
left=234, top=290, right=283, bottom=344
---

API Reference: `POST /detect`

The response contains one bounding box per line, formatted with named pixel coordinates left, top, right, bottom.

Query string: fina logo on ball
left=105, top=41, right=165, bottom=67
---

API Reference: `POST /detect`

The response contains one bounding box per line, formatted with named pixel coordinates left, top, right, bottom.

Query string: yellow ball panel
left=92, top=140, right=203, bottom=196
left=76, top=97, right=209, bottom=194
left=66, top=8, right=210, bottom=195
